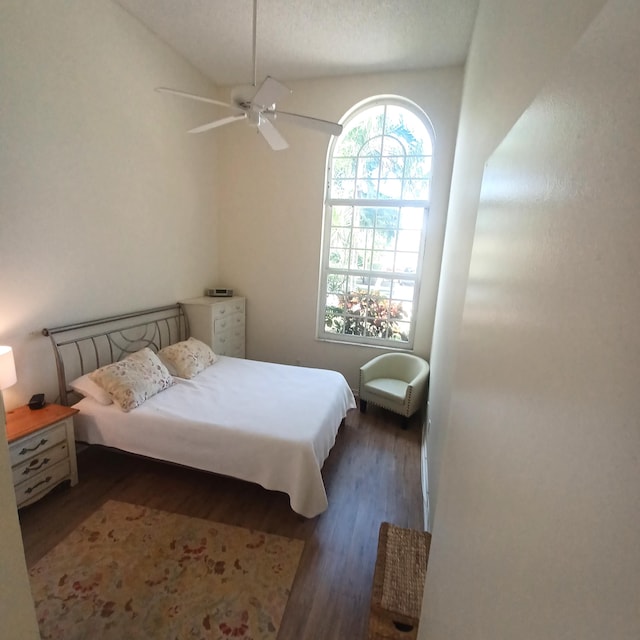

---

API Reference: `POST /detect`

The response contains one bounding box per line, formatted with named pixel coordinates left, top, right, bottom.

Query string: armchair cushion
left=364, top=378, right=409, bottom=403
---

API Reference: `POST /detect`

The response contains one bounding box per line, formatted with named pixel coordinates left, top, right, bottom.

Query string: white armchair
left=359, top=353, right=430, bottom=426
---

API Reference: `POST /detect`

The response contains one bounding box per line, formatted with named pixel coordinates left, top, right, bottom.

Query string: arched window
left=317, top=97, right=434, bottom=348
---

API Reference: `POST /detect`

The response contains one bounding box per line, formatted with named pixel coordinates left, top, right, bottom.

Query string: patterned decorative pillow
left=157, top=337, right=217, bottom=379
left=89, top=348, right=174, bottom=412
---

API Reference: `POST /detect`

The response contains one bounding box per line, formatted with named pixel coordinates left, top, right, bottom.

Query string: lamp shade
left=0, top=346, right=17, bottom=390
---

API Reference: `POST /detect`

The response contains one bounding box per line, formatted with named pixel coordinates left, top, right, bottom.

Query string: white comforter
left=73, top=356, right=356, bottom=517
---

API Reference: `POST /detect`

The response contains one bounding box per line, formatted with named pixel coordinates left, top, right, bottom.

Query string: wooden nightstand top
left=5, top=404, right=79, bottom=443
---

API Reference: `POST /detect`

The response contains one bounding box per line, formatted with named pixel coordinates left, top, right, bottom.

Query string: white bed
left=43, top=304, right=356, bottom=518
left=73, top=356, right=355, bottom=517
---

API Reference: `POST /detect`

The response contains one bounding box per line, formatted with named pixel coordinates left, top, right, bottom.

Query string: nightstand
left=5, top=404, right=79, bottom=508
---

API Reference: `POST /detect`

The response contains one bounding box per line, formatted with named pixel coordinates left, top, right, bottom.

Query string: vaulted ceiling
left=115, top=0, right=479, bottom=86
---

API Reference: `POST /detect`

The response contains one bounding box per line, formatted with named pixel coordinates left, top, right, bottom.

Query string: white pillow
left=157, top=337, right=217, bottom=379
left=70, top=373, right=113, bottom=405
left=89, top=348, right=174, bottom=412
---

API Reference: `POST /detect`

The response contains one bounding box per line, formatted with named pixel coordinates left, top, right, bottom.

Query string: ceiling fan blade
left=252, top=76, right=291, bottom=108
left=188, top=113, right=247, bottom=134
left=156, top=87, right=238, bottom=110
left=266, top=110, right=343, bottom=136
left=257, top=115, right=288, bottom=151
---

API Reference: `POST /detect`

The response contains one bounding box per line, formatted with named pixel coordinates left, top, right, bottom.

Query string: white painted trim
left=422, top=412, right=430, bottom=532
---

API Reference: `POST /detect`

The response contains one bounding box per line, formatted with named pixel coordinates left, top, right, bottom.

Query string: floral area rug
left=29, top=500, right=304, bottom=639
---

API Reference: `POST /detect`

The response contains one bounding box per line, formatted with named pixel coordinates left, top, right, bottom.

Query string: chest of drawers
left=5, top=404, right=79, bottom=508
left=180, top=296, right=246, bottom=358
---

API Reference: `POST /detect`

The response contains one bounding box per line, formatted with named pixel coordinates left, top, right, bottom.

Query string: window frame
left=317, top=96, right=435, bottom=349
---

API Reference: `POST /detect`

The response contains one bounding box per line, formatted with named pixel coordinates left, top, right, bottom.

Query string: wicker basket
left=368, top=522, right=431, bottom=640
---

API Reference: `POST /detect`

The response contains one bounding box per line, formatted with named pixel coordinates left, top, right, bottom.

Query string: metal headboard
left=43, top=304, right=189, bottom=406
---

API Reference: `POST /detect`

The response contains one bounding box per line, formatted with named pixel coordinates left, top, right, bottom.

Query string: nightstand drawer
left=12, top=441, right=69, bottom=486
left=9, top=421, right=68, bottom=467
left=14, top=459, right=71, bottom=507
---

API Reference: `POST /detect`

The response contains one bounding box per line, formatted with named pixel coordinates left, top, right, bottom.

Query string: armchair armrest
left=406, top=365, right=429, bottom=391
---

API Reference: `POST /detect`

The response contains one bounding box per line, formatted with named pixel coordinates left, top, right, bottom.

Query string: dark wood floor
left=18, top=405, right=424, bottom=640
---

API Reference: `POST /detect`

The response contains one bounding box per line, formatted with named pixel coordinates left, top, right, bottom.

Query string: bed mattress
left=73, top=356, right=356, bottom=517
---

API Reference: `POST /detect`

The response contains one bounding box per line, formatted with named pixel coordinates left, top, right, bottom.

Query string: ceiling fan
left=156, top=0, right=343, bottom=151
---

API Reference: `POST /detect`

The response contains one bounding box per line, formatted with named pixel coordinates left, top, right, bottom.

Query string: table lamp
left=0, top=346, right=17, bottom=420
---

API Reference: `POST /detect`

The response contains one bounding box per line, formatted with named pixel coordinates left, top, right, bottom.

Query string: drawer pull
left=22, top=457, right=51, bottom=475
left=19, top=438, right=48, bottom=456
left=25, top=476, right=53, bottom=494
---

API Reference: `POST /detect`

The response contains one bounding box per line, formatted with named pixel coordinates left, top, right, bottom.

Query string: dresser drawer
left=14, top=459, right=71, bottom=507
left=213, top=330, right=245, bottom=357
left=226, top=342, right=246, bottom=358
left=12, top=441, right=69, bottom=486
left=211, top=297, right=245, bottom=320
left=9, top=421, right=68, bottom=467
left=214, top=312, right=245, bottom=333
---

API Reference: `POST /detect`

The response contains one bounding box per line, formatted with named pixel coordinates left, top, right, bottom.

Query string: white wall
left=420, top=0, right=640, bottom=637
left=426, top=0, right=607, bottom=526
left=0, top=0, right=220, bottom=410
left=0, top=406, right=39, bottom=638
left=216, top=69, right=463, bottom=389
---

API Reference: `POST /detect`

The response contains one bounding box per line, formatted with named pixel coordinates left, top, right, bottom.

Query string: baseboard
left=421, top=413, right=430, bottom=532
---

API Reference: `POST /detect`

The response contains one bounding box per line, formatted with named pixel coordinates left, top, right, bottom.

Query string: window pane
left=375, top=208, right=400, bottom=229
left=399, top=207, right=424, bottom=230
left=404, top=179, right=430, bottom=200
left=372, top=228, right=397, bottom=253
left=331, top=206, right=353, bottom=227
left=397, top=229, right=421, bottom=252
left=357, top=156, right=380, bottom=179
left=330, top=227, right=351, bottom=249
left=373, top=231, right=390, bottom=249
left=349, top=249, right=371, bottom=271
left=394, top=252, right=419, bottom=273
left=391, top=279, right=415, bottom=301
left=391, top=320, right=411, bottom=342
left=352, top=227, right=372, bottom=250
left=332, top=157, right=357, bottom=180
left=381, top=156, right=406, bottom=180
left=329, top=248, right=348, bottom=268
left=331, top=179, right=354, bottom=199
left=356, top=179, right=377, bottom=199
left=405, top=156, right=432, bottom=179
left=355, top=207, right=376, bottom=228
left=379, top=179, right=403, bottom=199
left=372, top=250, right=396, bottom=273
left=327, top=274, right=346, bottom=294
